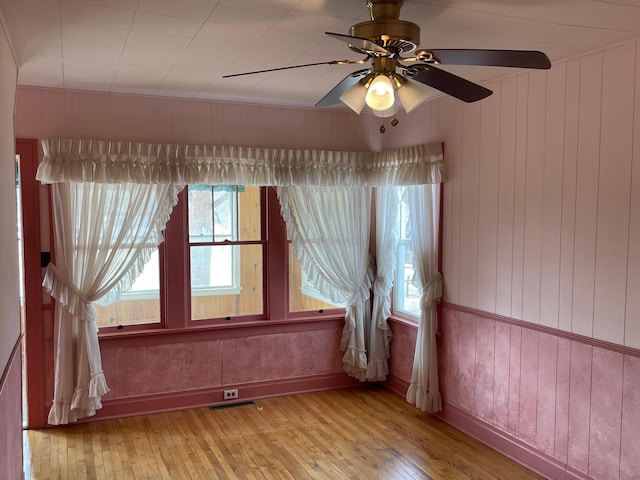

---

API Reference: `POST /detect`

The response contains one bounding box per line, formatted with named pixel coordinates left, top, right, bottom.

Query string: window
left=288, top=243, right=344, bottom=312
left=94, top=249, right=161, bottom=327
left=393, top=187, right=421, bottom=318
left=95, top=185, right=344, bottom=331
left=187, top=185, right=263, bottom=320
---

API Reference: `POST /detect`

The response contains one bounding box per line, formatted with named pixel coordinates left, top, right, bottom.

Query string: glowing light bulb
left=365, top=75, right=395, bottom=111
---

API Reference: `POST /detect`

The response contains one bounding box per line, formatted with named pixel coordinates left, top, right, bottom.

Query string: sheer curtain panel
left=405, top=184, right=443, bottom=413
left=367, top=186, right=400, bottom=381
left=278, top=186, right=373, bottom=380
left=41, top=181, right=181, bottom=424
left=37, top=138, right=446, bottom=418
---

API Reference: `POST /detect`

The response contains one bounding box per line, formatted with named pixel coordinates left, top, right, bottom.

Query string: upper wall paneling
left=626, top=44, right=640, bottom=350
left=440, top=38, right=640, bottom=349
left=495, top=76, right=518, bottom=319
left=476, top=83, right=500, bottom=314
left=593, top=43, right=635, bottom=345
left=0, top=19, right=19, bottom=372
left=15, top=88, right=376, bottom=152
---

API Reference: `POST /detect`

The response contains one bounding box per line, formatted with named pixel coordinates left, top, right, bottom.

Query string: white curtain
left=405, top=184, right=443, bottom=413
left=366, top=187, right=400, bottom=381
left=42, top=181, right=181, bottom=424
left=278, top=186, right=373, bottom=381
left=39, top=139, right=445, bottom=187
left=37, top=138, right=446, bottom=417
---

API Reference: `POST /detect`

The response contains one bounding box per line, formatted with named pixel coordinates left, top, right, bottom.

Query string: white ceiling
left=2, top=0, right=640, bottom=108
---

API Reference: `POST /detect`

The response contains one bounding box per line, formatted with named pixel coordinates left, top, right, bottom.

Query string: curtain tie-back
left=42, top=263, right=97, bottom=322
left=344, top=256, right=375, bottom=312
left=372, top=274, right=393, bottom=297
left=419, top=272, right=443, bottom=312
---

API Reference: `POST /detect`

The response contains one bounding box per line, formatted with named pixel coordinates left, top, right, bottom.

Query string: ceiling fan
left=223, top=0, right=551, bottom=116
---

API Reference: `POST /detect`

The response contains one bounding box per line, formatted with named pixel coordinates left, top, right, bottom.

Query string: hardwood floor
left=23, top=386, right=543, bottom=479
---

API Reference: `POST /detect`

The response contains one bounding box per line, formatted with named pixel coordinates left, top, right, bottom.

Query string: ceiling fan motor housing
left=352, top=0, right=420, bottom=53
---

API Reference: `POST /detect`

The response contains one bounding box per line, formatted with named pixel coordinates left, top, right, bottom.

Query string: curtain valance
left=37, top=139, right=445, bottom=186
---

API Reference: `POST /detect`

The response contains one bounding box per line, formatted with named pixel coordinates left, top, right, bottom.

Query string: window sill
left=97, top=313, right=346, bottom=343
left=388, top=315, right=419, bottom=328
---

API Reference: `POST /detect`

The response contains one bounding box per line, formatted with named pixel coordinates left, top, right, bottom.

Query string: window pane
left=288, top=244, right=342, bottom=312
left=394, top=241, right=421, bottom=317
left=238, top=186, right=261, bottom=241
left=191, top=244, right=263, bottom=319
left=188, top=185, right=260, bottom=243
left=394, top=187, right=421, bottom=318
left=188, top=185, right=214, bottom=243
left=94, top=249, right=161, bottom=327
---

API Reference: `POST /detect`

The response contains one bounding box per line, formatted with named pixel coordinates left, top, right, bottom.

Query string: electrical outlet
left=223, top=389, right=238, bottom=400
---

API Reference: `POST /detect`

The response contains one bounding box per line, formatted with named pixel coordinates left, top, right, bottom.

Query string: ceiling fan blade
left=325, top=32, right=392, bottom=55
left=315, top=69, right=371, bottom=107
left=428, top=49, right=551, bottom=69
left=222, top=59, right=359, bottom=78
left=411, top=65, right=492, bottom=103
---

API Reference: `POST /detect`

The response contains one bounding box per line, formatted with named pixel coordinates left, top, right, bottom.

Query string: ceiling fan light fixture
left=394, top=75, right=429, bottom=113
left=372, top=103, right=396, bottom=118
left=339, top=78, right=370, bottom=114
left=365, top=74, right=395, bottom=111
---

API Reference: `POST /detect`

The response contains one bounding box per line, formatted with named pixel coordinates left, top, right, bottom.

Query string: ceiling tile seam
left=106, top=0, right=139, bottom=94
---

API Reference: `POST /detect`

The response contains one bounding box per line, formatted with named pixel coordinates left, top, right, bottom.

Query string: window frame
left=187, top=185, right=242, bottom=295
left=185, top=185, right=267, bottom=325
left=389, top=183, right=444, bottom=323
left=94, top=241, right=168, bottom=333
left=94, top=179, right=442, bottom=332
left=393, top=238, right=420, bottom=320
left=95, top=185, right=344, bottom=335
left=390, top=186, right=420, bottom=322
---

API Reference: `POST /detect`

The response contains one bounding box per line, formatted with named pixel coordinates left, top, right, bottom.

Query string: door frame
left=17, top=138, right=47, bottom=428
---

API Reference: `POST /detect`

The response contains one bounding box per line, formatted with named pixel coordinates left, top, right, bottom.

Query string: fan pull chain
left=379, top=117, right=399, bottom=133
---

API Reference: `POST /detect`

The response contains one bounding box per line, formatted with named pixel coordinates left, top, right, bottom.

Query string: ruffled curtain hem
left=88, top=371, right=110, bottom=400
left=343, top=365, right=367, bottom=382
left=48, top=400, right=100, bottom=426
left=342, top=346, right=368, bottom=382
left=406, top=384, right=443, bottom=413
left=366, top=358, right=389, bottom=382
left=47, top=371, right=111, bottom=425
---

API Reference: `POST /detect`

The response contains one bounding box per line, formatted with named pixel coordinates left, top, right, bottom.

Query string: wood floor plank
left=23, top=387, right=544, bottom=480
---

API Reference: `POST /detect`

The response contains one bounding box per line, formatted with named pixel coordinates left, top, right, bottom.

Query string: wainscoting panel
left=86, top=320, right=358, bottom=420
left=0, top=337, right=23, bottom=480
left=436, top=304, right=640, bottom=480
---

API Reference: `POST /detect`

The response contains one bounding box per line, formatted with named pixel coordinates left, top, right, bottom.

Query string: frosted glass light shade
left=396, top=79, right=429, bottom=113
left=339, top=81, right=368, bottom=114
left=365, top=75, right=395, bottom=111
left=372, top=104, right=396, bottom=118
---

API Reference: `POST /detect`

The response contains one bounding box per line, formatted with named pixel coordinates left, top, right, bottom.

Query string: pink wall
left=15, top=87, right=381, bottom=152
left=384, top=37, right=640, bottom=480
left=0, top=7, right=19, bottom=389
left=0, top=15, right=22, bottom=480
left=0, top=341, right=22, bottom=480
left=436, top=304, right=640, bottom=480
left=387, top=308, right=640, bottom=480
left=13, top=30, right=640, bottom=480
left=388, top=39, right=640, bottom=350
left=14, top=87, right=378, bottom=421
left=76, top=320, right=358, bottom=420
